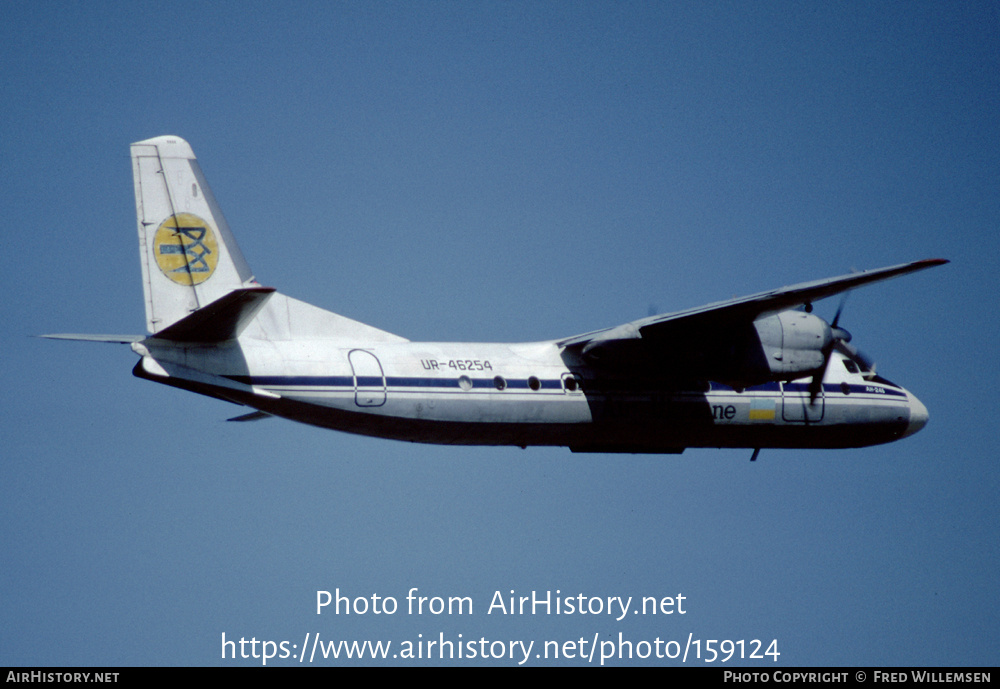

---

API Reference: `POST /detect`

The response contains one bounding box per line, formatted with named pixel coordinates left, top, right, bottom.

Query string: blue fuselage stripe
left=223, top=375, right=906, bottom=398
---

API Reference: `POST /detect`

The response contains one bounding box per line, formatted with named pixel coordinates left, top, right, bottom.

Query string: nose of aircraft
left=902, top=393, right=929, bottom=438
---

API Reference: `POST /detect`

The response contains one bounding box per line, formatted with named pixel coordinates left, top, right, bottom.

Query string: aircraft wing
left=558, top=258, right=947, bottom=355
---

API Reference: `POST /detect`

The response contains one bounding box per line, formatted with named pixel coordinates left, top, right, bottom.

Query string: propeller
left=808, top=295, right=853, bottom=404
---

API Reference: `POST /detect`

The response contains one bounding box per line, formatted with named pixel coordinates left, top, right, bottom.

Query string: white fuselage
left=134, top=334, right=928, bottom=452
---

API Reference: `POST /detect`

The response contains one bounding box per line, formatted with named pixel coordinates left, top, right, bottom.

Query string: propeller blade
left=811, top=296, right=851, bottom=404
left=809, top=336, right=838, bottom=404
left=831, top=293, right=849, bottom=328
left=808, top=369, right=825, bottom=404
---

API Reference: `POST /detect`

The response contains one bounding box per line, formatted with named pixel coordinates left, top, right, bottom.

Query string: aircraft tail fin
left=131, top=136, right=254, bottom=334
left=129, top=135, right=409, bottom=345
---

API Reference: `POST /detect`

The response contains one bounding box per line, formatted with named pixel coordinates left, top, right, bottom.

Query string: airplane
left=44, top=135, right=947, bottom=457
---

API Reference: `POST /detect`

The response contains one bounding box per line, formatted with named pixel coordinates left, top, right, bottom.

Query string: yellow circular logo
left=153, top=213, right=219, bottom=285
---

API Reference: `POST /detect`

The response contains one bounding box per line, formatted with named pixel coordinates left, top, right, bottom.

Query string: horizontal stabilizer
left=227, top=410, right=273, bottom=422
left=152, top=287, right=276, bottom=342
left=39, top=333, right=144, bottom=343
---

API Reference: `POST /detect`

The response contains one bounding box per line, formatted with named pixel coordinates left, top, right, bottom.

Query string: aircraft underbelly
left=263, top=384, right=911, bottom=449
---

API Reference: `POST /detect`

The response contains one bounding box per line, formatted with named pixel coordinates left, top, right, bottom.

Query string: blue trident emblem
left=159, top=226, right=213, bottom=273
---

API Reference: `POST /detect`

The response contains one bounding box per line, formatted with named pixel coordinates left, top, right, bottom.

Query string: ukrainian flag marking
left=749, top=398, right=777, bottom=421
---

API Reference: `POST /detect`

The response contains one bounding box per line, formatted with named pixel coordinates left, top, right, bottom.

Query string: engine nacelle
left=749, top=310, right=832, bottom=380
left=576, top=308, right=836, bottom=389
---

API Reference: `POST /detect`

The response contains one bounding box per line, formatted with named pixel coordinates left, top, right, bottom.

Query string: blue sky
left=2, top=1, right=997, bottom=666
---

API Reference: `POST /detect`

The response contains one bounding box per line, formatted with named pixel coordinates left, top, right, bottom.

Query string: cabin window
left=493, top=376, right=506, bottom=390
left=561, top=373, right=583, bottom=392
left=458, top=375, right=473, bottom=391
left=528, top=376, right=541, bottom=391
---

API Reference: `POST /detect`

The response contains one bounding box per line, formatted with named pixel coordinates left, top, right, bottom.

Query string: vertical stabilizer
left=131, top=135, right=253, bottom=334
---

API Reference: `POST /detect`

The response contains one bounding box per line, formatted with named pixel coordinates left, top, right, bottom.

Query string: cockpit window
left=842, top=359, right=859, bottom=374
